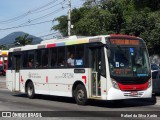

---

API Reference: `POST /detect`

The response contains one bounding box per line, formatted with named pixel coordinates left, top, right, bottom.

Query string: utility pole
left=68, top=0, right=71, bottom=36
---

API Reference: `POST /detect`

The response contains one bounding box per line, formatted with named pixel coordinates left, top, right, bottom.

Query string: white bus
left=6, top=34, right=152, bottom=105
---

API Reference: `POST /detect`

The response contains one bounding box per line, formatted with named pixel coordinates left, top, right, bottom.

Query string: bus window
left=100, top=47, right=106, bottom=77
left=67, top=46, right=75, bottom=66
left=36, top=50, right=42, bottom=68
left=28, top=51, right=34, bottom=68
left=51, top=48, right=57, bottom=67
left=57, top=47, right=65, bottom=67
left=42, top=49, right=48, bottom=68
left=75, top=45, right=84, bottom=66
left=23, top=52, right=28, bottom=68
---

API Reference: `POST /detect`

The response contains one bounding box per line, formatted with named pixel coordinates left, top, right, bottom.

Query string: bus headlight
left=112, top=79, right=120, bottom=89
left=148, top=79, right=152, bottom=88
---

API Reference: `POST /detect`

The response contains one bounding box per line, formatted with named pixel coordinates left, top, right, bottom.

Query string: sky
left=0, top=0, right=84, bottom=39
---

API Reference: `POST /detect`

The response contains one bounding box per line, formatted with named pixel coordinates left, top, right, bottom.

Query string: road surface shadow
left=153, top=93, right=160, bottom=96
left=88, top=96, right=156, bottom=108
left=13, top=93, right=157, bottom=108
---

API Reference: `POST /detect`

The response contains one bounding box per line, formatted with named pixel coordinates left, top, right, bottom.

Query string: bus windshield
left=107, top=43, right=150, bottom=78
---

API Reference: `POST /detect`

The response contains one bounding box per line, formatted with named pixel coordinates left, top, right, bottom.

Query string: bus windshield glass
left=107, top=38, right=150, bottom=77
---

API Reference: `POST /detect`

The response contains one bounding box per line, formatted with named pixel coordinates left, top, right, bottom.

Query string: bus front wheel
left=75, top=84, right=87, bottom=105
left=27, top=82, right=35, bottom=99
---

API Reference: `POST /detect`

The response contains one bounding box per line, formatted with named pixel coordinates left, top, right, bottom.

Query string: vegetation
left=14, top=33, right=33, bottom=46
left=52, top=0, right=160, bottom=55
left=0, top=45, right=8, bottom=50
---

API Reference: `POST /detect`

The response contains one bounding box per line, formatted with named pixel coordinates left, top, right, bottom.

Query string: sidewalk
left=0, top=82, right=6, bottom=88
left=0, top=78, right=6, bottom=88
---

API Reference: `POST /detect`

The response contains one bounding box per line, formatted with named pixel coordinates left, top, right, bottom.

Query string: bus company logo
left=2, top=112, right=11, bottom=117
left=133, top=87, right=136, bottom=90
left=28, top=72, right=32, bottom=78
left=28, top=72, right=41, bottom=78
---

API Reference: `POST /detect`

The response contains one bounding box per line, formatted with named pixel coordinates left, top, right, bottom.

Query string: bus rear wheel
left=74, top=84, right=87, bottom=105
left=27, top=82, right=35, bottom=99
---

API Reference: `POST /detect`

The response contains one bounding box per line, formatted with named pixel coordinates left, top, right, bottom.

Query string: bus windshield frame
left=106, top=37, right=151, bottom=80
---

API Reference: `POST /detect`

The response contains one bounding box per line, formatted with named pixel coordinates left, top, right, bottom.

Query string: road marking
left=0, top=88, right=8, bottom=91
left=155, top=99, right=160, bottom=105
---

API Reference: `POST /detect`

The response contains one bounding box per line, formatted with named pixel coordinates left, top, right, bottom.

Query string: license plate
left=131, top=91, right=138, bottom=95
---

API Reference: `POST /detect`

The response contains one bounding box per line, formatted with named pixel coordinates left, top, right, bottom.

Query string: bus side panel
left=48, top=69, right=89, bottom=97
left=19, top=70, right=25, bottom=93
left=20, top=70, right=49, bottom=95
left=18, top=68, right=90, bottom=98
left=6, top=70, right=15, bottom=91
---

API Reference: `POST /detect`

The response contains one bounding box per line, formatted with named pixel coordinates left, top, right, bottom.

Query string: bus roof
left=9, top=34, right=140, bottom=52
left=9, top=35, right=110, bottom=52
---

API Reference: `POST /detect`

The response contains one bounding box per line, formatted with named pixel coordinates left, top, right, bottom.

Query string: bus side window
left=51, top=48, right=57, bottom=67
left=75, top=45, right=84, bottom=67
left=23, top=52, right=28, bottom=69
left=28, top=51, right=35, bottom=68
left=36, top=50, right=42, bottom=68
left=57, top=47, right=66, bottom=67
left=67, top=46, right=75, bottom=67
left=42, top=49, right=48, bottom=68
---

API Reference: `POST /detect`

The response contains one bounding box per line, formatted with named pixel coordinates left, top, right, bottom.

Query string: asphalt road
left=0, top=76, right=160, bottom=119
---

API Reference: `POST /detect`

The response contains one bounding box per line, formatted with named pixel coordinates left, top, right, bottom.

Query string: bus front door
left=90, top=48, right=102, bottom=97
left=14, top=55, right=21, bottom=91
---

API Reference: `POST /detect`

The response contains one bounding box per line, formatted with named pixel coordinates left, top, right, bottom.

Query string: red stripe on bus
left=47, top=43, right=56, bottom=48
left=46, top=76, right=48, bottom=83
left=118, top=82, right=148, bottom=91
left=20, top=76, right=24, bottom=83
left=82, top=76, right=86, bottom=84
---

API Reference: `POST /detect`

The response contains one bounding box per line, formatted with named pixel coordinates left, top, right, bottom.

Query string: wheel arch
left=72, top=80, right=87, bottom=97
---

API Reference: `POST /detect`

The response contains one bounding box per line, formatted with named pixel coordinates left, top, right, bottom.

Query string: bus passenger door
left=14, top=55, right=21, bottom=91
left=89, top=47, right=102, bottom=97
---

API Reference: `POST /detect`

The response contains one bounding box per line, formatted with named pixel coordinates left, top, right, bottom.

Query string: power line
left=31, top=0, right=60, bottom=13
left=38, top=32, right=60, bottom=38
left=20, top=7, right=68, bottom=26
left=0, top=20, right=53, bottom=31
left=0, top=0, right=62, bottom=24
left=0, top=6, right=68, bottom=31
left=33, top=1, right=67, bottom=14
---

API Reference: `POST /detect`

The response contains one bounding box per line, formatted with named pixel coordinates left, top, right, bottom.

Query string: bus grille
left=119, top=79, right=147, bottom=84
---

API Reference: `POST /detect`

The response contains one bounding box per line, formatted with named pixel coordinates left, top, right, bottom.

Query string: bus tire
left=27, top=82, right=35, bottom=99
left=2, top=72, right=5, bottom=76
left=75, top=84, right=87, bottom=105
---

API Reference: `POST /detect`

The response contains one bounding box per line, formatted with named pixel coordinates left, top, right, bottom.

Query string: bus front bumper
left=107, top=87, right=152, bottom=100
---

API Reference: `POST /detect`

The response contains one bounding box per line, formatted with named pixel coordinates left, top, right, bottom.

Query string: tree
left=51, top=0, right=160, bottom=55
left=0, top=45, right=8, bottom=50
left=51, top=7, right=89, bottom=36
left=14, top=34, right=33, bottom=46
left=133, top=0, right=160, bottom=11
